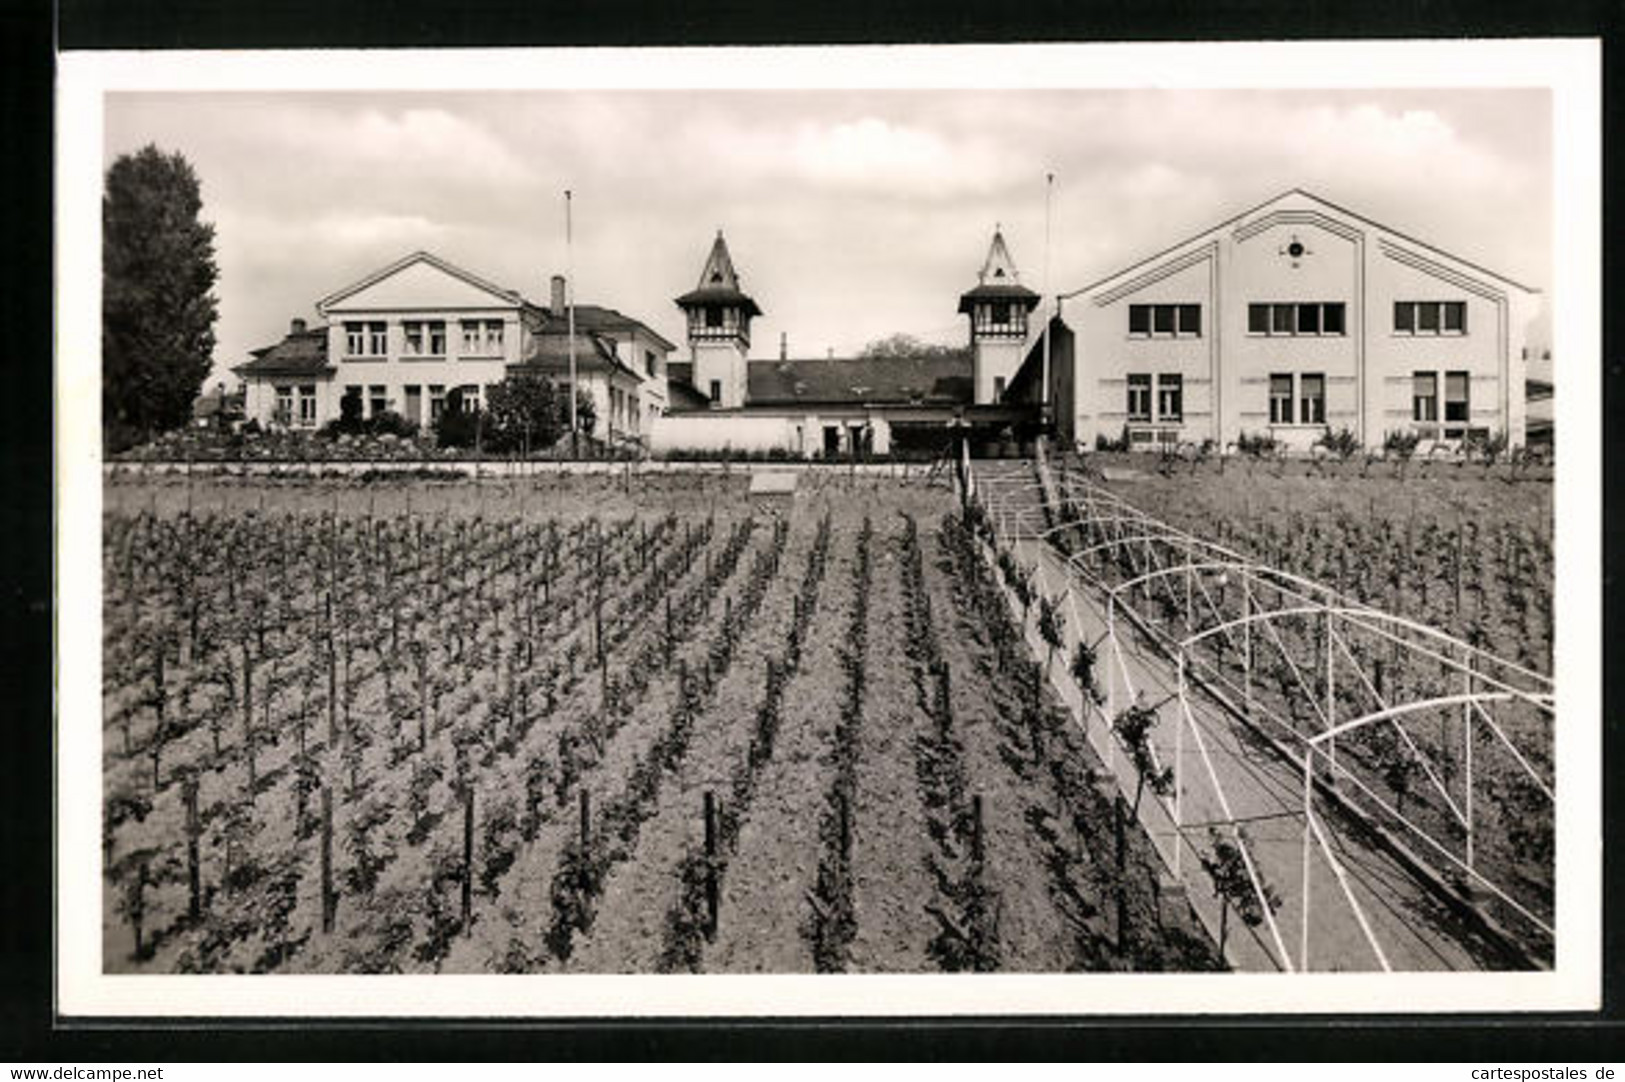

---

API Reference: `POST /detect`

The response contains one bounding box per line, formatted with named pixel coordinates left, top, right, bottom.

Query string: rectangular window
left=1269, top=374, right=1294, bottom=425
left=991, top=302, right=1011, bottom=325
left=429, top=384, right=446, bottom=421
left=1413, top=372, right=1438, bottom=422
left=1130, top=303, right=1201, bottom=337
left=298, top=385, right=317, bottom=427
left=705, top=307, right=723, bottom=329
left=1396, top=301, right=1467, bottom=335
left=404, top=322, right=425, bottom=355
left=1127, top=373, right=1152, bottom=422
left=709, top=379, right=722, bottom=404
left=1251, top=303, right=1344, bottom=336
left=1178, top=304, right=1201, bottom=337
left=645, top=350, right=657, bottom=377
left=404, top=385, right=422, bottom=424
left=368, top=322, right=387, bottom=355
left=428, top=322, right=446, bottom=356
left=1444, top=371, right=1469, bottom=423
left=369, top=384, right=387, bottom=417
left=1300, top=373, right=1325, bottom=425
left=461, top=320, right=482, bottom=354
left=274, top=385, right=293, bottom=425
left=1156, top=374, right=1182, bottom=422
left=345, top=323, right=366, bottom=356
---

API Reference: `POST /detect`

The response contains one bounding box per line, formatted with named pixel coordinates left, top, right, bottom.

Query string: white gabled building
left=236, top=251, right=674, bottom=443
left=1040, top=189, right=1543, bottom=452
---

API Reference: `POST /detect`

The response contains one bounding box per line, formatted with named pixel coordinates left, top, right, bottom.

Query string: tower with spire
left=675, top=230, right=761, bottom=409
left=958, top=227, right=1039, bottom=404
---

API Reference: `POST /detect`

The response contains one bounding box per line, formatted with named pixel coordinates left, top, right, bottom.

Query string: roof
left=1005, top=314, right=1072, bottom=404
left=675, top=231, right=762, bottom=317
left=1064, top=187, right=1540, bottom=299
left=526, top=301, right=678, bottom=353
left=515, top=323, right=643, bottom=383
left=234, top=327, right=332, bottom=378
left=745, top=355, right=973, bottom=406
left=666, top=377, right=712, bottom=411
left=192, top=387, right=245, bottom=418
left=956, top=282, right=1040, bottom=315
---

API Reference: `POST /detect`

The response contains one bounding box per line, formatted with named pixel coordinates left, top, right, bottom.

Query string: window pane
left=1300, top=374, right=1324, bottom=424
left=1273, top=305, right=1294, bottom=334
left=1270, top=374, right=1293, bottom=395
left=1297, top=304, right=1321, bottom=335
left=1444, top=302, right=1466, bottom=332
left=1178, top=304, right=1200, bottom=336
left=1395, top=302, right=1414, bottom=333
left=1152, top=305, right=1175, bottom=334
left=1413, top=372, right=1438, bottom=422
left=1322, top=303, right=1345, bottom=335
left=1129, top=305, right=1150, bottom=334
left=1418, top=303, right=1440, bottom=332
left=1248, top=304, right=1269, bottom=334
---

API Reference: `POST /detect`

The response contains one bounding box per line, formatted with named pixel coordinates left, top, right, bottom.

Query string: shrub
left=433, top=394, right=485, bottom=450
left=1315, top=427, right=1360, bottom=460
left=1235, top=431, right=1277, bottom=458
left=1382, top=429, right=1421, bottom=460
left=366, top=410, right=418, bottom=439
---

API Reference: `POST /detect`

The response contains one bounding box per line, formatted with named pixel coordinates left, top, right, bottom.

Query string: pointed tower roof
left=674, top=229, right=762, bottom=317
left=959, top=227, right=1038, bottom=315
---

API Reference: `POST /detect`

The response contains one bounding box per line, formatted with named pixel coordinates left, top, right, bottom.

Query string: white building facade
left=237, top=251, right=671, bottom=444
left=1053, top=190, right=1542, bottom=452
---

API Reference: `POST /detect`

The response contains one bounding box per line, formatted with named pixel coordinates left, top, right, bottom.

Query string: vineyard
left=100, top=470, right=1221, bottom=974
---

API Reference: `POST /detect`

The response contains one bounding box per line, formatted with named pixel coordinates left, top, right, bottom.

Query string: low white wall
left=648, top=413, right=797, bottom=455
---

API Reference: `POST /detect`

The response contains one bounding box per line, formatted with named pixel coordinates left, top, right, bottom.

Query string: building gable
left=317, top=252, right=523, bottom=315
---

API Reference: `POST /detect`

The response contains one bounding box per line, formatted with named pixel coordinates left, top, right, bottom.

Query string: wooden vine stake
left=461, top=785, right=475, bottom=936
left=184, top=773, right=201, bottom=921
left=971, top=793, right=985, bottom=872
left=1113, top=793, right=1129, bottom=949
left=703, top=790, right=720, bottom=940
left=320, top=787, right=335, bottom=934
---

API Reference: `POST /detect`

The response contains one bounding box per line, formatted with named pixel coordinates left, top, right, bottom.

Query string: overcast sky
left=104, top=88, right=1552, bottom=388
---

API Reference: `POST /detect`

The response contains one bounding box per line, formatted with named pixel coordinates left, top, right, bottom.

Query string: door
left=823, top=425, right=840, bottom=457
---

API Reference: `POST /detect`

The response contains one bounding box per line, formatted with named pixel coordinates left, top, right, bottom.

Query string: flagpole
left=1042, top=171, right=1054, bottom=426
left=566, top=189, right=578, bottom=455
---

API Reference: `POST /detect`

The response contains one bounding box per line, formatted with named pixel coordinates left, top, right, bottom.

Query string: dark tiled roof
left=235, top=328, right=332, bottom=377
left=956, top=282, right=1040, bottom=315
left=516, top=325, right=643, bottom=383
left=745, top=355, right=973, bottom=406
left=666, top=378, right=712, bottom=411
left=668, top=362, right=693, bottom=385
left=673, top=286, right=762, bottom=318
left=527, top=302, right=677, bottom=352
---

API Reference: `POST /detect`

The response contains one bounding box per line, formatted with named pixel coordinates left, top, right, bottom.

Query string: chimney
left=550, top=274, right=567, bottom=317
left=290, top=317, right=306, bottom=335
left=780, top=332, right=787, bottom=361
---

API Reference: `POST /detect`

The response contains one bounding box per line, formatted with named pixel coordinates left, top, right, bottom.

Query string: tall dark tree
left=485, top=370, right=565, bottom=453
left=103, top=145, right=219, bottom=452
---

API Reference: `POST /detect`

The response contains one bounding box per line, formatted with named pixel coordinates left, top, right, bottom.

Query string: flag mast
left=565, top=189, right=578, bottom=449
left=1041, top=171, right=1054, bottom=425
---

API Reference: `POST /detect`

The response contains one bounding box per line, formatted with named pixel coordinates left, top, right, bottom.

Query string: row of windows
left=1126, top=373, right=1182, bottom=423
left=1128, top=304, right=1201, bottom=338
left=1268, top=373, right=1327, bottom=425
left=1117, top=369, right=1472, bottom=431
left=1248, top=303, right=1346, bottom=337
left=343, top=319, right=505, bottom=358
left=273, top=385, right=320, bottom=427
left=1125, top=300, right=1468, bottom=337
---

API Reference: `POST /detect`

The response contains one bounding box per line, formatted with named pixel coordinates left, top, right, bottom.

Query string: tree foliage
left=484, top=370, right=565, bottom=452
left=855, top=333, right=969, bottom=364
left=103, top=145, right=220, bottom=452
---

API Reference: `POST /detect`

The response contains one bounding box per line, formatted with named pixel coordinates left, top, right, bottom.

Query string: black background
left=6, top=0, right=1623, bottom=1060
